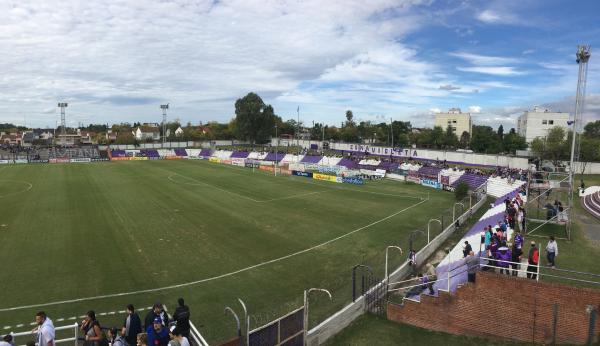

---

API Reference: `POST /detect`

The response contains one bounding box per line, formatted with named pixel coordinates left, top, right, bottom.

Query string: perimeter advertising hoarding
left=313, top=173, right=340, bottom=183
left=209, top=157, right=221, bottom=163
left=0, top=160, right=11, bottom=164
left=342, top=177, right=364, bottom=185
left=231, top=158, right=246, bottom=167
left=292, top=170, right=313, bottom=178
left=70, top=158, right=92, bottom=163
left=14, top=159, right=28, bottom=164
left=130, top=157, right=148, bottom=161
left=421, top=178, right=442, bottom=189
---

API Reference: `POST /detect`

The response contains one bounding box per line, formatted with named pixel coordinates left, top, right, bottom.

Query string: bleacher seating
left=300, top=155, right=322, bottom=163
left=318, top=156, right=342, bottom=166
left=440, top=168, right=465, bottom=185
left=263, top=152, right=284, bottom=162
left=50, top=147, right=100, bottom=159
left=174, top=148, right=188, bottom=156
left=111, top=149, right=126, bottom=157
left=198, top=148, right=212, bottom=157
left=337, top=158, right=359, bottom=169
left=582, top=189, right=600, bottom=220
left=417, top=166, right=442, bottom=179
left=280, top=154, right=304, bottom=163
left=230, top=151, right=250, bottom=158
left=451, top=172, right=488, bottom=190
left=486, top=176, right=525, bottom=198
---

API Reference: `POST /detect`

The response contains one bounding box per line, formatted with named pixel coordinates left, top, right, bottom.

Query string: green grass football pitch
left=0, top=160, right=454, bottom=343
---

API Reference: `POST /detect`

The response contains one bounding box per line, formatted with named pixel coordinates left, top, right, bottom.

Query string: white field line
left=4, top=307, right=155, bottom=331
left=0, top=180, right=33, bottom=198
left=0, top=198, right=427, bottom=312
left=168, top=173, right=325, bottom=203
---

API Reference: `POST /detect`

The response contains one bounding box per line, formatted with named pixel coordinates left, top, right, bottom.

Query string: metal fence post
left=74, top=322, right=79, bottom=346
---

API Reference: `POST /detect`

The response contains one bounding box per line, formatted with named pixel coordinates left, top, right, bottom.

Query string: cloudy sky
left=1, top=0, right=600, bottom=129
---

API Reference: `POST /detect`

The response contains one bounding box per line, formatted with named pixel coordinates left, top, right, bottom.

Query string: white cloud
left=450, top=52, right=519, bottom=66
left=457, top=66, right=524, bottom=76
left=0, top=0, right=430, bottom=127
left=476, top=10, right=501, bottom=23
left=468, top=106, right=481, bottom=113
left=429, top=107, right=441, bottom=113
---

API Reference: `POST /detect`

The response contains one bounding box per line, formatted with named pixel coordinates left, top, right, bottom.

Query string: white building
left=434, top=108, right=472, bottom=136
left=517, top=106, right=570, bottom=143
left=133, top=126, right=160, bottom=141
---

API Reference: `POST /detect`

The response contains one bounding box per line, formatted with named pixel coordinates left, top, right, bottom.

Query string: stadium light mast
left=160, top=104, right=169, bottom=146
left=58, top=102, right=68, bottom=136
left=567, top=45, right=591, bottom=240
left=274, top=124, right=278, bottom=177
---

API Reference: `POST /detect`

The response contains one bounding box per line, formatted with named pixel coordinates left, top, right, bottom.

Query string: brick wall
left=387, top=272, right=600, bottom=344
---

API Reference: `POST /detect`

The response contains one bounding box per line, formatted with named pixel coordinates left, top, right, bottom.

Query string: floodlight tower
left=160, top=104, right=169, bottom=145
left=567, top=45, right=591, bottom=239
left=58, top=102, right=68, bottom=136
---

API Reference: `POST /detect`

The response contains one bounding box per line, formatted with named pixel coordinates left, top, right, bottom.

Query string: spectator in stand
left=465, top=251, right=479, bottom=283
left=514, top=229, right=524, bottom=251
left=122, top=304, right=142, bottom=346
left=520, top=208, right=527, bottom=231
left=546, top=236, right=558, bottom=269
left=496, top=246, right=511, bottom=275
left=136, top=333, right=148, bottom=346
left=407, top=249, right=417, bottom=275
left=462, top=241, right=472, bottom=258
left=527, top=241, right=540, bottom=280
left=144, top=303, right=169, bottom=330
left=108, top=328, right=126, bottom=346
left=80, top=311, right=103, bottom=346
left=511, top=241, right=523, bottom=276
left=484, top=227, right=492, bottom=255
left=34, top=311, right=55, bottom=346
left=0, top=335, right=13, bottom=346
left=172, top=299, right=190, bottom=341
left=404, top=273, right=428, bottom=298
left=146, top=318, right=169, bottom=346
left=169, top=327, right=190, bottom=346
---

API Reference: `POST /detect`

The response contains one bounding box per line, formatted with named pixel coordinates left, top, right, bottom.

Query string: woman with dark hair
left=80, top=311, right=103, bottom=346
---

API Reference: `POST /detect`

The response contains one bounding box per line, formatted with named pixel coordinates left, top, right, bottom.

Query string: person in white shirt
left=168, top=327, right=189, bottom=346
left=0, top=334, right=14, bottom=346
left=546, top=236, right=558, bottom=268
left=34, top=312, right=55, bottom=346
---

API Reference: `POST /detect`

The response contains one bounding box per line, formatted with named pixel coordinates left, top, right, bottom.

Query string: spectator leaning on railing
left=33, top=311, right=55, bottom=346
left=122, top=304, right=142, bottom=346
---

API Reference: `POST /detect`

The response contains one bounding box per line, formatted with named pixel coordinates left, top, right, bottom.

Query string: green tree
left=455, top=182, right=469, bottom=201
left=545, top=126, right=567, bottom=164
left=443, top=125, right=459, bottom=149
left=497, top=125, right=504, bottom=141
left=502, top=128, right=527, bottom=154
left=431, top=126, right=444, bottom=149
left=584, top=120, right=600, bottom=138
left=345, top=110, right=354, bottom=126
left=234, top=92, right=276, bottom=144
left=470, top=125, right=502, bottom=153
left=458, top=131, right=470, bottom=149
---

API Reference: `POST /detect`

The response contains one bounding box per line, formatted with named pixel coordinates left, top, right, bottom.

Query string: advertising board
left=421, top=178, right=442, bottom=189
left=313, top=173, right=340, bottom=183
left=292, top=170, right=313, bottom=178
left=70, top=158, right=92, bottom=163
left=342, top=177, right=364, bottom=185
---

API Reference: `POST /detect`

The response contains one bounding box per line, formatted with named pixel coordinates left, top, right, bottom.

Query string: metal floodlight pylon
left=160, top=104, right=169, bottom=145
left=58, top=102, right=68, bottom=137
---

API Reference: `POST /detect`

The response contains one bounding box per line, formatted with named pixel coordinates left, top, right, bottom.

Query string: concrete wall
left=387, top=272, right=600, bottom=345
left=306, top=192, right=487, bottom=345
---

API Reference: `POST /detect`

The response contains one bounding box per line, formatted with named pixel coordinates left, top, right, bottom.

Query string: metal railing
left=11, top=323, right=79, bottom=346
left=10, top=320, right=209, bottom=346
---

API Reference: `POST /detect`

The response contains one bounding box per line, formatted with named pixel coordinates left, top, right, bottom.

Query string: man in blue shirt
left=147, top=318, right=169, bottom=346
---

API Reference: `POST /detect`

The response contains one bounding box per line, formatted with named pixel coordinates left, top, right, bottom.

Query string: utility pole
left=297, top=106, right=300, bottom=155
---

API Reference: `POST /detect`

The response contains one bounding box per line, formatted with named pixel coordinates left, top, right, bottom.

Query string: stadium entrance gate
left=352, top=265, right=386, bottom=316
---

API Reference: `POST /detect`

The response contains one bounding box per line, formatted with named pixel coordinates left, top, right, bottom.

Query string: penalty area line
left=0, top=198, right=427, bottom=312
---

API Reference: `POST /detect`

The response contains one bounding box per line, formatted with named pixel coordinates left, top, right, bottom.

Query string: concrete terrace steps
left=582, top=191, right=600, bottom=220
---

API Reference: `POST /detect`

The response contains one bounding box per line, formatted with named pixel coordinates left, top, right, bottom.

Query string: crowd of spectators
left=14, top=299, right=192, bottom=346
